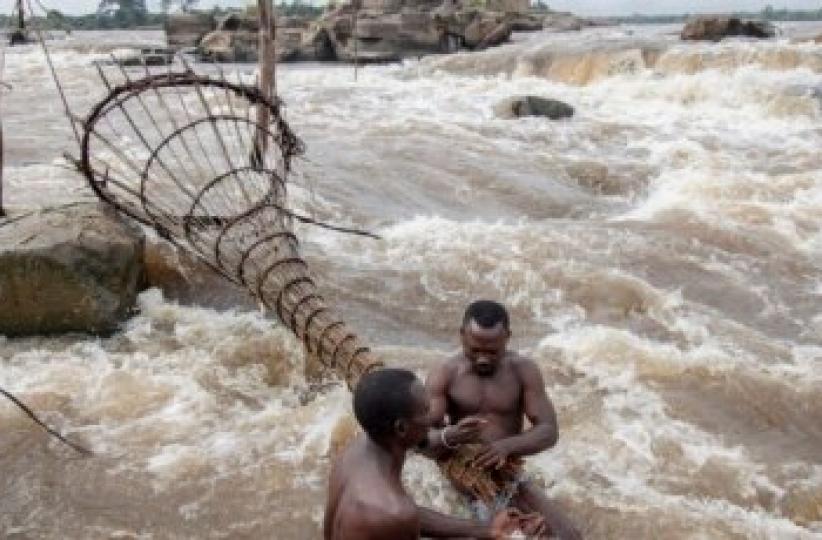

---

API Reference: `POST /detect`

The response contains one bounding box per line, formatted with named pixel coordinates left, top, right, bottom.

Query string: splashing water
left=1, top=25, right=821, bottom=538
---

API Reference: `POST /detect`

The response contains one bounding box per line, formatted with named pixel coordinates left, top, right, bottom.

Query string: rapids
left=1, top=24, right=821, bottom=538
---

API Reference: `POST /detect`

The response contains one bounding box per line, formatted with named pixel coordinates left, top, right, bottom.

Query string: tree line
left=1, top=0, right=323, bottom=31
left=614, top=5, right=822, bottom=24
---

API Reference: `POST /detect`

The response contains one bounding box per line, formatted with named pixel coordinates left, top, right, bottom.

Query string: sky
left=1, top=0, right=820, bottom=17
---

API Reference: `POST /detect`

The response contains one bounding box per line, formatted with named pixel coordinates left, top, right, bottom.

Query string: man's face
left=397, top=381, right=432, bottom=448
left=460, top=319, right=510, bottom=377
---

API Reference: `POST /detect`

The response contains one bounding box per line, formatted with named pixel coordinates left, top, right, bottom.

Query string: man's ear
left=394, top=418, right=408, bottom=438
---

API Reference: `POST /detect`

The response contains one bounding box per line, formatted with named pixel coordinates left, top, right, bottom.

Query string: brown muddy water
left=1, top=24, right=821, bottom=539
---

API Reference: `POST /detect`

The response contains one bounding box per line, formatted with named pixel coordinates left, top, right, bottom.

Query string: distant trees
left=275, top=0, right=324, bottom=18
left=160, top=0, right=201, bottom=13
left=96, top=0, right=148, bottom=27
left=758, top=4, right=822, bottom=21
left=614, top=6, right=822, bottom=25
left=532, top=0, right=550, bottom=12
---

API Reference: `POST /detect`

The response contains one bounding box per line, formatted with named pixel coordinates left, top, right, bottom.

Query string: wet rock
left=164, top=12, right=217, bottom=48
left=196, top=4, right=517, bottom=64
left=0, top=203, right=144, bottom=336
left=111, top=48, right=175, bottom=67
left=494, top=95, right=574, bottom=120
left=198, top=29, right=258, bottom=62
left=680, top=17, right=775, bottom=41
left=505, top=12, right=544, bottom=32
left=474, top=21, right=512, bottom=50
left=197, top=12, right=312, bottom=62
left=143, top=237, right=255, bottom=311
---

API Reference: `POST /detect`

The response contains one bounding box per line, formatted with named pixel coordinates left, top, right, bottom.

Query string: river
left=1, top=23, right=821, bottom=538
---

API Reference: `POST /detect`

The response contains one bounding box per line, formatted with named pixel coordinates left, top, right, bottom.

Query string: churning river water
left=1, top=23, right=821, bottom=539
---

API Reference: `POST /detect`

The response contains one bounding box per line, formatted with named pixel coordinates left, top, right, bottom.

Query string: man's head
left=460, top=300, right=511, bottom=377
left=353, top=368, right=430, bottom=449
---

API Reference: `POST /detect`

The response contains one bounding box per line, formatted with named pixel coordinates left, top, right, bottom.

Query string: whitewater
left=1, top=23, right=821, bottom=538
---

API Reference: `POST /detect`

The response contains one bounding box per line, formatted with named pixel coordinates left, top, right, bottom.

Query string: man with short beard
left=324, top=368, right=544, bottom=539
left=423, top=301, right=581, bottom=540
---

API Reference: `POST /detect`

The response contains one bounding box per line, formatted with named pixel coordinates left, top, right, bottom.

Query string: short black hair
left=462, top=300, right=509, bottom=330
left=353, top=368, right=419, bottom=443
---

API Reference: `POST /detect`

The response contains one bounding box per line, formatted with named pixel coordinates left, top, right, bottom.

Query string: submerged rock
left=494, top=95, right=574, bottom=120
left=681, top=17, right=776, bottom=41
left=143, top=237, right=255, bottom=311
left=0, top=203, right=144, bottom=336
left=111, top=48, right=175, bottom=67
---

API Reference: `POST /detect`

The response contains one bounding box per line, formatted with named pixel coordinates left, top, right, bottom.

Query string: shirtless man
left=324, top=368, right=544, bottom=540
left=424, top=301, right=581, bottom=540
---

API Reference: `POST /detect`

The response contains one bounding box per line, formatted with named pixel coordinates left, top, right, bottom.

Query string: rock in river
left=494, top=95, right=575, bottom=120
left=0, top=203, right=144, bottom=336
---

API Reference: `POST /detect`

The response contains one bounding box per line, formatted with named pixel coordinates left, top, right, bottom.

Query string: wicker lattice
left=78, top=65, right=381, bottom=387
left=77, top=64, right=508, bottom=501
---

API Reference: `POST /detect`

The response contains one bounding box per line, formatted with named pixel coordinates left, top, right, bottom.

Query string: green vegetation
left=276, top=1, right=324, bottom=18
left=0, top=0, right=324, bottom=31
left=615, top=5, right=822, bottom=24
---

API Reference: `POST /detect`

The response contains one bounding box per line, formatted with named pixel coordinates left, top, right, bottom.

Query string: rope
left=25, top=0, right=82, bottom=146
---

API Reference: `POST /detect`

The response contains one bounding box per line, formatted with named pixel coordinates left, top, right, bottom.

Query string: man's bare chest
left=447, top=372, right=522, bottom=417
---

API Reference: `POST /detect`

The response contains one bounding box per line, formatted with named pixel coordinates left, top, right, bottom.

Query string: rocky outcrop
left=196, top=5, right=515, bottom=64
left=0, top=203, right=144, bottom=336
left=198, top=12, right=325, bottom=62
left=681, top=17, right=776, bottom=41
left=494, top=96, right=574, bottom=119
left=165, top=12, right=216, bottom=48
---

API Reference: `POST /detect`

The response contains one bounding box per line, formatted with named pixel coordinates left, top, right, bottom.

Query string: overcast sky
left=2, top=0, right=820, bottom=17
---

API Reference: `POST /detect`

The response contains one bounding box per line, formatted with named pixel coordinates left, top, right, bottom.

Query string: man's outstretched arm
left=419, top=506, right=541, bottom=539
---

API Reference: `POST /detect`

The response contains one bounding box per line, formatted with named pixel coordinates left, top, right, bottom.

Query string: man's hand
left=489, top=509, right=546, bottom=539
left=473, top=439, right=513, bottom=469
left=489, top=508, right=523, bottom=539
left=443, top=416, right=486, bottom=447
left=518, top=513, right=547, bottom=537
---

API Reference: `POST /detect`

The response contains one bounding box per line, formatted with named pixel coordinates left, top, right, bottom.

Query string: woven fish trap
left=77, top=65, right=381, bottom=387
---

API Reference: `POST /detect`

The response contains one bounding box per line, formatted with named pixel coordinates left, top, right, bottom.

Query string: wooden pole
left=0, top=43, right=6, bottom=217
left=252, top=0, right=276, bottom=166
left=17, top=0, right=25, bottom=33
left=352, top=0, right=359, bottom=81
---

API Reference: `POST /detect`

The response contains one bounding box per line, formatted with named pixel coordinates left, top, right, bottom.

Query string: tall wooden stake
left=0, top=45, right=6, bottom=217
left=352, top=0, right=359, bottom=81
left=252, top=0, right=276, bottom=166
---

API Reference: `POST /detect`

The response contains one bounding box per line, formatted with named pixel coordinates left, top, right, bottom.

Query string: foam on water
left=2, top=24, right=821, bottom=538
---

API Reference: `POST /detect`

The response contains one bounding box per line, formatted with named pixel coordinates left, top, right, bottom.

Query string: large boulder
left=0, top=203, right=144, bottom=336
left=164, top=12, right=216, bottom=48
left=196, top=12, right=311, bottom=62
left=494, top=96, right=574, bottom=120
left=681, top=17, right=776, bottom=41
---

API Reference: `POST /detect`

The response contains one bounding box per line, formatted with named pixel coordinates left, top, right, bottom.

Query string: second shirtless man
left=423, top=300, right=581, bottom=540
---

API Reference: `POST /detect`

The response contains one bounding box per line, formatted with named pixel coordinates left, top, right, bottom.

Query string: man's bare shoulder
left=507, top=352, right=544, bottom=380
left=335, top=488, right=417, bottom=539
left=428, top=354, right=462, bottom=380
